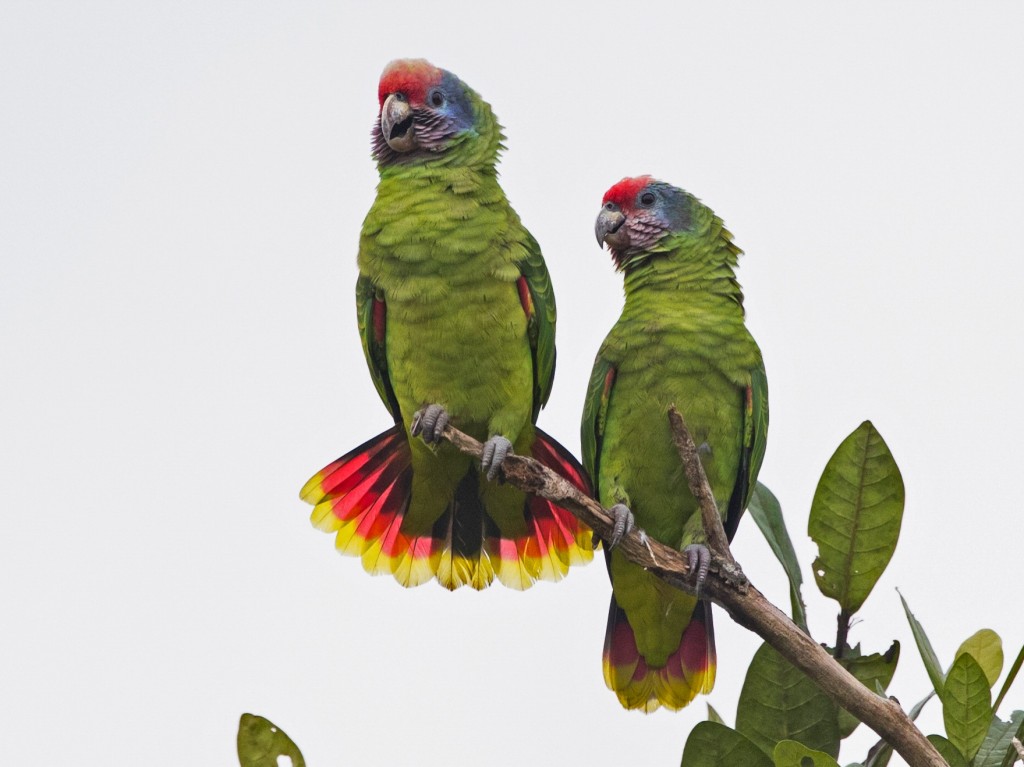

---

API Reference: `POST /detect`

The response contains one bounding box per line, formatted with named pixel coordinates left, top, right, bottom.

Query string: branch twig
left=438, top=421, right=947, bottom=767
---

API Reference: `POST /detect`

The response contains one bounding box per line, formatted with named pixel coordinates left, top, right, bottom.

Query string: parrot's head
left=594, top=176, right=704, bottom=269
left=372, top=58, right=500, bottom=168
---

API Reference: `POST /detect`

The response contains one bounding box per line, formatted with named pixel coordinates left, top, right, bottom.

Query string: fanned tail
left=602, top=596, right=716, bottom=712
left=299, top=426, right=594, bottom=591
left=491, top=428, right=594, bottom=590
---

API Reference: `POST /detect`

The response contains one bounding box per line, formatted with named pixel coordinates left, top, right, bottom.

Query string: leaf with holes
left=808, top=421, right=904, bottom=614
left=925, top=734, right=967, bottom=766
left=748, top=482, right=808, bottom=632
left=942, top=653, right=992, bottom=761
left=237, top=714, right=305, bottom=767
left=772, top=740, right=841, bottom=766
left=834, top=642, right=900, bottom=739
left=956, top=629, right=1003, bottom=688
left=736, top=643, right=840, bottom=758
left=679, top=721, right=773, bottom=767
left=972, top=710, right=1024, bottom=767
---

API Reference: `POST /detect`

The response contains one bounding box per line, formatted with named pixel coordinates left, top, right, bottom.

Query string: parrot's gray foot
left=684, top=543, right=711, bottom=598
left=480, top=435, right=513, bottom=482
left=410, top=404, right=449, bottom=444
left=598, top=503, right=635, bottom=550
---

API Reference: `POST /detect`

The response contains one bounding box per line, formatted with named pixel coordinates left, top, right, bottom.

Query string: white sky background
left=2, top=2, right=1022, bottom=765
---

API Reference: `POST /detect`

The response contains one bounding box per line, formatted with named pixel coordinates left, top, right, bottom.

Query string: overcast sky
left=2, top=2, right=1023, bottom=766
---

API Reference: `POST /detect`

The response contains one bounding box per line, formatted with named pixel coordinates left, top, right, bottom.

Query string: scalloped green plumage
left=808, top=421, right=904, bottom=614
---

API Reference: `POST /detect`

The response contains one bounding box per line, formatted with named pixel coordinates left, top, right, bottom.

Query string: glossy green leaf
left=736, top=643, right=840, bottom=758
left=680, top=721, right=773, bottom=767
left=942, top=653, right=992, bottom=760
left=835, top=642, right=900, bottom=739
left=956, top=629, right=1003, bottom=688
left=808, top=421, right=904, bottom=613
left=994, top=643, right=1024, bottom=714
left=899, top=591, right=945, bottom=696
left=973, top=710, right=1024, bottom=767
left=925, top=734, right=967, bottom=767
left=748, top=482, right=808, bottom=632
left=707, top=702, right=726, bottom=725
left=237, top=714, right=305, bottom=767
left=772, top=740, right=841, bottom=767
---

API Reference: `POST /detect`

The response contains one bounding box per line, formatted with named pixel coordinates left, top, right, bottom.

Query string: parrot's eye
left=604, top=202, right=616, bottom=211
left=639, top=192, right=656, bottom=206
left=393, top=92, right=407, bottom=102
left=429, top=89, right=445, bottom=107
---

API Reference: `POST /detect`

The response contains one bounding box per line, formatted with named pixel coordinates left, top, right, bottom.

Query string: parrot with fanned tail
left=300, top=59, right=592, bottom=591
left=584, top=176, right=768, bottom=710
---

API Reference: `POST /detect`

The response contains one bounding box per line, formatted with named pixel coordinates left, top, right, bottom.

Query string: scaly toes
left=684, top=543, right=711, bottom=597
left=603, top=503, right=635, bottom=550
left=410, top=404, right=449, bottom=444
left=480, top=435, right=513, bottom=481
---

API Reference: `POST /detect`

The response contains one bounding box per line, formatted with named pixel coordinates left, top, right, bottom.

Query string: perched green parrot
left=300, top=59, right=592, bottom=590
left=584, top=176, right=768, bottom=711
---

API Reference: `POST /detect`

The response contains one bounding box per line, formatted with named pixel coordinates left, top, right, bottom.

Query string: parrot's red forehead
left=378, top=59, right=444, bottom=106
left=602, top=176, right=655, bottom=209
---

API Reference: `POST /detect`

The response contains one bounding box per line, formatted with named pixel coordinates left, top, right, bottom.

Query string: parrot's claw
left=684, top=543, right=712, bottom=598
left=599, top=503, right=635, bottom=550
left=410, top=404, right=449, bottom=444
left=480, top=435, right=513, bottom=482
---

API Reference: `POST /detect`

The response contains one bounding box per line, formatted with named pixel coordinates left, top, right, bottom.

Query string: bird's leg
left=597, top=502, right=635, bottom=550
left=410, top=404, right=449, bottom=444
left=480, top=435, right=513, bottom=481
left=683, top=543, right=711, bottom=598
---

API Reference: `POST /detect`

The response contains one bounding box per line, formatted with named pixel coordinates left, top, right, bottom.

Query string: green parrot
left=300, top=59, right=592, bottom=590
left=584, top=176, right=768, bottom=711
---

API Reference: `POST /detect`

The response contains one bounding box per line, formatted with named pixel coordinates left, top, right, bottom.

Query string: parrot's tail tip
left=602, top=597, right=717, bottom=712
left=300, top=425, right=595, bottom=591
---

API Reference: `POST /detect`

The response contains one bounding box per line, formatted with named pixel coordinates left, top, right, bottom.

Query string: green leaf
left=772, top=740, right=841, bottom=767
left=973, top=710, right=1024, bottom=767
left=237, top=714, right=305, bottom=767
left=898, top=591, right=945, bottom=696
left=925, top=734, right=968, bottom=767
left=707, top=702, right=726, bottom=725
left=808, top=421, right=904, bottom=613
left=835, top=642, right=900, bottom=739
left=942, top=653, right=992, bottom=761
left=956, top=629, right=1004, bottom=688
left=994, top=643, right=1024, bottom=714
left=680, top=721, right=773, bottom=767
left=736, top=643, right=840, bottom=758
left=748, top=482, right=809, bottom=632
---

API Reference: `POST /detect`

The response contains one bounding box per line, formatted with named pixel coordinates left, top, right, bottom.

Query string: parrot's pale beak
left=380, top=93, right=416, bottom=152
left=595, top=207, right=628, bottom=248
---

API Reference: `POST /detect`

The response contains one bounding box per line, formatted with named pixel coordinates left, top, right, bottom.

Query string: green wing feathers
left=515, top=230, right=557, bottom=418
left=356, top=274, right=400, bottom=422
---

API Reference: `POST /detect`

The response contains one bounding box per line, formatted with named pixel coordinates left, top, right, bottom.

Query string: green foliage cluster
left=682, top=422, right=1024, bottom=767
left=236, top=423, right=1022, bottom=767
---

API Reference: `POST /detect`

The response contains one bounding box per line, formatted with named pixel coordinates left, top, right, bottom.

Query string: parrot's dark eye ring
left=639, top=192, right=656, bottom=206
left=604, top=202, right=616, bottom=211
left=429, top=89, right=445, bottom=107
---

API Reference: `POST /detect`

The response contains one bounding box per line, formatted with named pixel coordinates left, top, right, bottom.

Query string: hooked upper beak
left=380, top=93, right=416, bottom=152
left=595, top=207, right=628, bottom=248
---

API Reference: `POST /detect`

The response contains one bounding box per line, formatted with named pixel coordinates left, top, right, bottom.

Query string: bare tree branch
left=438, top=421, right=948, bottom=767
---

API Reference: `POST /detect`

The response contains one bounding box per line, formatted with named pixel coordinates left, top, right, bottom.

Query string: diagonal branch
left=438, top=421, right=947, bottom=767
